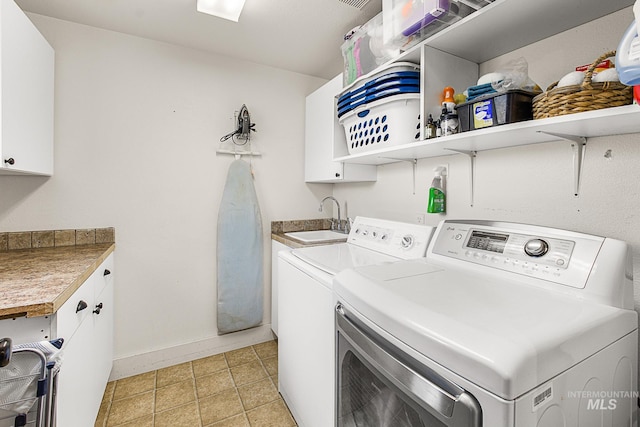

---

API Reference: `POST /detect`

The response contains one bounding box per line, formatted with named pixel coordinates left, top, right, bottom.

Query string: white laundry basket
left=339, top=93, right=421, bottom=155
left=0, top=338, right=63, bottom=427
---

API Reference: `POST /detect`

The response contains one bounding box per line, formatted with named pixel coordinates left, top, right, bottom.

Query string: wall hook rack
left=215, top=149, right=262, bottom=159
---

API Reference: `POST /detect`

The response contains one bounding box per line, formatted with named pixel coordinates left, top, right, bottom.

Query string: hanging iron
left=220, top=104, right=256, bottom=144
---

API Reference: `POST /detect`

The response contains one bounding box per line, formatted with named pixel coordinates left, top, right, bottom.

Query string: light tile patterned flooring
left=95, top=340, right=298, bottom=426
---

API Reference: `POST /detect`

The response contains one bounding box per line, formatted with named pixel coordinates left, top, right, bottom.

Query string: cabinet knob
left=335, top=173, right=341, bottom=178
left=76, top=300, right=88, bottom=313
left=93, top=303, right=103, bottom=315
left=103, top=269, right=111, bottom=276
left=4, top=158, right=15, bottom=165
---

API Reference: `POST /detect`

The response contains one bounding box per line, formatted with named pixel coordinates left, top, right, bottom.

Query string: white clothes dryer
left=334, top=219, right=638, bottom=427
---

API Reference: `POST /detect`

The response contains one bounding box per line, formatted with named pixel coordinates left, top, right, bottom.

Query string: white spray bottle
left=616, top=0, right=640, bottom=87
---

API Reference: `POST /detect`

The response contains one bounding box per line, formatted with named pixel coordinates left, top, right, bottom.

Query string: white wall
left=333, top=4, right=640, bottom=376
left=0, top=14, right=332, bottom=377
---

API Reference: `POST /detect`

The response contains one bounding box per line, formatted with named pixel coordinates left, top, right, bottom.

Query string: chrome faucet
left=319, top=196, right=342, bottom=232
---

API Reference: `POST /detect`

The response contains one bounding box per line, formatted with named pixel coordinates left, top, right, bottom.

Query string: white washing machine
left=334, top=219, right=638, bottom=427
left=277, top=216, right=435, bottom=427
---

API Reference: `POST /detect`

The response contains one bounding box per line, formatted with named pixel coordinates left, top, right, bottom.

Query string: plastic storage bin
left=342, top=13, right=401, bottom=86
left=455, top=90, right=536, bottom=132
left=400, top=0, right=451, bottom=37
left=457, top=0, right=494, bottom=9
left=383, top=0, right=481, bottom=51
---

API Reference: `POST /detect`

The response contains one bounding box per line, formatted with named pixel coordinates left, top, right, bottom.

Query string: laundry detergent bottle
left=427, top=167, right=446, bottom=214
left=616, top=0, right=640, bottom=88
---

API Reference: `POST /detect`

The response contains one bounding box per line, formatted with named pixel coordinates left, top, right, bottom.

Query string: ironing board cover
left=216, top=159, right=264, bottom=334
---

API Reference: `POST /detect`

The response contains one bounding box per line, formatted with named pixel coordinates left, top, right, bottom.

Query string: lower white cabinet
left=277, top=253, right=335, bottom=427
left=0, top=253, right=114, bottom=426
left=55, top=253, right=114, bottom=427
left=270, top=240, right=291, bottom=337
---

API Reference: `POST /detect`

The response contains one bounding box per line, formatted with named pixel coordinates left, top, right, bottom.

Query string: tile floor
left=95, top=340, right=297, bottom=427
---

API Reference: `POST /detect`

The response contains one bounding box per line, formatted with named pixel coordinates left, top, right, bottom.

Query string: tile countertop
left=0, top=243, right=115, bottom=319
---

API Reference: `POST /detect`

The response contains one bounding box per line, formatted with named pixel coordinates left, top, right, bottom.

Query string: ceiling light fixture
left=196, top=0, right=246, bottom=22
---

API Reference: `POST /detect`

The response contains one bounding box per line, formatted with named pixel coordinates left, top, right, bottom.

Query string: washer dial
left=401, top=235, right=414, bottom=250
left=524, top=239, right=549, bottom=257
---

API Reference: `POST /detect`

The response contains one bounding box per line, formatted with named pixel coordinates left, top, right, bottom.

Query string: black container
left=455, top=90, right=536, bottom=132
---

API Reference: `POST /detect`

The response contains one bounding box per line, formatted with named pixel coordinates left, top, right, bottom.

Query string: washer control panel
left=348, top=217, right=435, bottom=259
left=462, top=228, right=574, bottom=269
left=430, top=220, right=605, bottom=289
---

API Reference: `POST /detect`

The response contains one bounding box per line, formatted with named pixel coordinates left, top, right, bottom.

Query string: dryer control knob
left=401, top=235, right=414, bottom=250
left=524, top=239, right=549, bottom=257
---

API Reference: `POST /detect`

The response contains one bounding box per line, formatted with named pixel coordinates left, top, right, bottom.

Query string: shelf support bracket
left=411, top=158, right=417, bottom=195
left=537, top=131, right=587, bottom=197
left=445, top=149, right=477, bottom=207
left=378, top=158, right=418, bottom=194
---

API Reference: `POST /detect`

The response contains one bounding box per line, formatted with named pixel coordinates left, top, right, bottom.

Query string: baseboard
left=109, top=324, right=275, bottom=381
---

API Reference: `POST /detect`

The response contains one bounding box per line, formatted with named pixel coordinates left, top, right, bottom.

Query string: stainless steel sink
left=284, top=230, right=348, bottom=243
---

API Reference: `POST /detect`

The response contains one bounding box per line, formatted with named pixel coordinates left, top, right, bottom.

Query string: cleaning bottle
left=427, top=167, right=446, bottom=214
left=616, top=0, right=640, bottom=86
left=442, top=86, right=456, bottom=113
left=616, top=20, right=640, bottom=86
left=425, top=114, right=437, bottom=139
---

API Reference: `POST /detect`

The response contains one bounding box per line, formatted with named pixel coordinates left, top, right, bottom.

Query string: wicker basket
left=532, top=51, right=633, bottom=119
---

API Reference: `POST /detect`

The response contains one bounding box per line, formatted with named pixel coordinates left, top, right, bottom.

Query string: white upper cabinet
left=304, top=75, right=377, bottom=183
left=0, top=0, right=54, bottom=176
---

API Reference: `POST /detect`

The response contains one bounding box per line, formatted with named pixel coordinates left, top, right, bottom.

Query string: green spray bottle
left=427, top=167, right=446, bottom=214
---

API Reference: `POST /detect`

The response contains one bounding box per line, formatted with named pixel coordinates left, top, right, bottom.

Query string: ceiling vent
left=338, top=0, right=372, bottom=9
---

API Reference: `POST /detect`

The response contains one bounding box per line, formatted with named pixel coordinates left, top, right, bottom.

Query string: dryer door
left=336, top=304, right=483, bottom=427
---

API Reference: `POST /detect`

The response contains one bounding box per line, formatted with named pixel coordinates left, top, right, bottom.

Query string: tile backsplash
left=271, top=219, right=331, bottom=234
left=0, top=227, right=115, bottom=251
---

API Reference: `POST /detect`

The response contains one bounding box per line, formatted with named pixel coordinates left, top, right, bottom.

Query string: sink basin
left=284, top=230, right=348, bottom=243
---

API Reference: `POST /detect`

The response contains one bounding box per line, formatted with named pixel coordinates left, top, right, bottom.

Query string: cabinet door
left=0, top=0, right=54, bottom=176
left=55, top=273, right=95, bottom=342
left=270, top=240, right=291, bottom=336
left=277, top=257, right=334, bottom=427
left=56, top=307, right=98, bottom=427
left=304, top=75, right=376, bottom=183
left=92, top=262, right=114, bottom=392
left=56, top=254, right=114, bottom=427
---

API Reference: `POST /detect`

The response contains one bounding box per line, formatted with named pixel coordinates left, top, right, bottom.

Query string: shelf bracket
left=378, top=158, right=418, bottom=194
left=445, top=149, right=477, bottom=207
left=537, top=131, right=587, bottom=197
left=411, top=158, right=417, bottom=196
